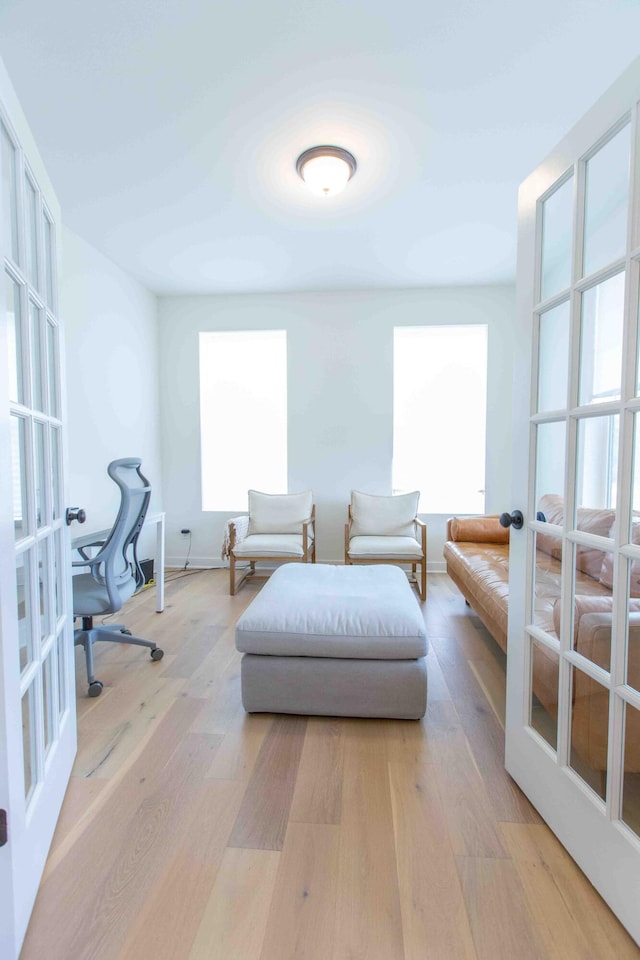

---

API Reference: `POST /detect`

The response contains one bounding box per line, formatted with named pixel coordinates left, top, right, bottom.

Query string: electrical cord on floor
left=183, top=531, right=192, bottom=571
left=164, top=567, right=214, bottom=583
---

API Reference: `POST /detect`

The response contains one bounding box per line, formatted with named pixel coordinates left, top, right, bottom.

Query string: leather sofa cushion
left=536, top=494, right=616, bottom=583
left=600, top=521, right=640, bottom=596
left=536, top=494, right=564, bottom=559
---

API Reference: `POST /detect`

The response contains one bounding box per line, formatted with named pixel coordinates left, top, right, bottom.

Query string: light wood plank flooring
left=21, top=571, right=640, bottom=959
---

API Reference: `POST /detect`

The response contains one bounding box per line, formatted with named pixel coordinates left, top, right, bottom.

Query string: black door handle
left=66, top=507, right=87, bottom=526
left=499, top=510, right=524, bottom=530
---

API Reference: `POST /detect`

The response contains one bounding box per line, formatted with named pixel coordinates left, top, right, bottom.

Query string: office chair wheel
left=120, top=629, right=132, bottom=636
left=88, top=680, right=103, bottom=697
left=150, top=648, right=164, bottom=661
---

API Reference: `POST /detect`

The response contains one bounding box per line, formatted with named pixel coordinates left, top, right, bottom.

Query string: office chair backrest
left=89, top=458, right=151, bottom=610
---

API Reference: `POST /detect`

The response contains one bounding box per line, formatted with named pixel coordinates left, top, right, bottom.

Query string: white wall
left=61, top=228, right=163, bottom=558
left=158, top=285, right=515, bottom=568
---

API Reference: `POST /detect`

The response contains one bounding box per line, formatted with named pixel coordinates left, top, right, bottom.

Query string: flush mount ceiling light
left=296, top=145, right=357, bottom=198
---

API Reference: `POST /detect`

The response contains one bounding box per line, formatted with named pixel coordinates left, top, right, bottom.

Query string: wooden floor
left=21, top=571, right=640, bottom=960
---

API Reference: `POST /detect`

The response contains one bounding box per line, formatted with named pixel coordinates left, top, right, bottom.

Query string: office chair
left=73, top=458, right=164, bottom=697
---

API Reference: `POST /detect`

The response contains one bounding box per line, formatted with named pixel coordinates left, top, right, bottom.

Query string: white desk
left=71, top=511, right=166, bottom=613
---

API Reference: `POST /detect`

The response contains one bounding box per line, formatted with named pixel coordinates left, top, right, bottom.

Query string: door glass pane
left=531, top=530, right=562, bottom=634
left=44, top=214, right=54, bottom=307
left=570, top=666, right=609, bottom=801
left=52, top=529, right=64, bottom=626
left=34, top=420, right=46, bottom=528
left=30, top=300, right=44, bottom=412
left=625, top=549, right=640, bottom=693
left=632, top=414, right=640, bottom=523
left=535, top=420, right=566, bottom=508
left=622, top=702, right=640, bottom=838
left=576, top=415, right=619, bottom=513
left=530, top=637, right=559, bottom=751
left=22, top=682, right=36, bottom=802
left=51, top=425, right=61, bottom=522
left=37, top=538, right=50, bottom=644
left=540, top=176, right=573, bottom=300
left=571, top=545, right=612, bottom=671
left=6, top=272, right=23, bottom=403
left=16, top=550, right=33, bottom=673
left=47, top=320, right=59, bottom=417
left=43, top=648, right=55, bottom=754
left=56, top=631, right=66, bottom=720
left=579, top=272, right=624, bottom=406
left=537, top=301, right=570, bottom=413
left=583, top=123, right=631, bottom=277
left=1, top=123, right=19, bottom=264
left=11, top=413, right=28, bottom=541
left=25, top=175, right=39, bottom=290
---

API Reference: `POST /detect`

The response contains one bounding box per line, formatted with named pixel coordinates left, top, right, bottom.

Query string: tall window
left=393, top=325, right=488, bottom=514
left=199, top=330, right=287, bottom=510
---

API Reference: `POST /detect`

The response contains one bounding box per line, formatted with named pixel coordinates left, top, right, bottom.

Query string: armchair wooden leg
left=421, top=559, right=427, bottom=601
left=230, top=553, right=236, bottom=596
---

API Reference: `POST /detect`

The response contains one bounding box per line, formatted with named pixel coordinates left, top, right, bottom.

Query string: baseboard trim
left=166, top=556, right=448, bottom=574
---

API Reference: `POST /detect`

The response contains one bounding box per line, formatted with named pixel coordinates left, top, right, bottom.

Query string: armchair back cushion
left=248, top=489, right=313, bottom=535
left=350, top=490, right=420, bottom=538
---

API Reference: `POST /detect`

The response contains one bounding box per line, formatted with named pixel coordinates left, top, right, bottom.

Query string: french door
left=507, top=57, right=640, bottom=943
left=0, top=65, right=76, bottom=958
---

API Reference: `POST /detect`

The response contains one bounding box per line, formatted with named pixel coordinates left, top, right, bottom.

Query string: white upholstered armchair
left=344, top=490, right=427, bottom=599
left=225, top=489, right=315, bottom=595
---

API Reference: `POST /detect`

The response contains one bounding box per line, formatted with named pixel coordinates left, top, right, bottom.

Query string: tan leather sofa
left=444, top=497, right=640, bottom=774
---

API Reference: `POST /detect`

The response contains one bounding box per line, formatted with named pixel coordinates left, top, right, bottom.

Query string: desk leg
left=156, top=514, right=165, bottom=613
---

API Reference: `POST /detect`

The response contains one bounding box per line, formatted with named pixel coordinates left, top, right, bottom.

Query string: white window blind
left=199, top=330, right=287, bottom=511
left=393, top=324, right=488, bottom=514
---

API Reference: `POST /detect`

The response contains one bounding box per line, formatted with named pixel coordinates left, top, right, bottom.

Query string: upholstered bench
left=235, top=563, right=427, bottom=719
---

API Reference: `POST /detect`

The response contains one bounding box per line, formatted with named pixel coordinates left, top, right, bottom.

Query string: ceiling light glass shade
left=296, top=146, right=357, bottom=197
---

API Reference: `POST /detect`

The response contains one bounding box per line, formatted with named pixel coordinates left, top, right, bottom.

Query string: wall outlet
left=180, top=528, right=191, bottom=535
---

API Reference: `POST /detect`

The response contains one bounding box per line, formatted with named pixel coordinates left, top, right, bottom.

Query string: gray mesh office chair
left=73, top=458, right=163, bottom=697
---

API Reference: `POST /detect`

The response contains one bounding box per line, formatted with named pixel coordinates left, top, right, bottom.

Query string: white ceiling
left=0, top=1, right=638, bottom=295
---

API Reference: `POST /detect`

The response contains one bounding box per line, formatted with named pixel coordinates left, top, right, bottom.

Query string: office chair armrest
left=73, top=540, right=107, bottom=564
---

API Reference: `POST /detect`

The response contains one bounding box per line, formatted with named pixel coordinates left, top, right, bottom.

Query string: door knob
left=66, top=507, right=86, bottom=525
left=499, top=510, right=524, bottom=530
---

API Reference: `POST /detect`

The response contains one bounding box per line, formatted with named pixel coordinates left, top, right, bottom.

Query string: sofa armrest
left=447, top=515, right=509, bottom=544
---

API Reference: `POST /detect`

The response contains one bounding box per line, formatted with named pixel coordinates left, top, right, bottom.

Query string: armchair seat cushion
left=232, top=533, right=309, bottom=558
left=348, top=535, right=424, bottom=560
left=73, top=572, right=137, bottom=616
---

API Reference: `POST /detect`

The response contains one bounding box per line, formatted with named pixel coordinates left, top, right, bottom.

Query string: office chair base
left=75, top=621, right=164, bottom=697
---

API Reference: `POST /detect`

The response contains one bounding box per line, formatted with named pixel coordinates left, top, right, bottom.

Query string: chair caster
left=150, top=648, right=164, bottom=661
left=88, top=680, right=103, bottom=697
left=120, top=629, right=132, bottom=636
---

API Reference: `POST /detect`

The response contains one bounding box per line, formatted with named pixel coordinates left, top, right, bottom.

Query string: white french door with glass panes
left=0, top=63, right=76, bottom=959
left=507, top=57, right=640, bottom=943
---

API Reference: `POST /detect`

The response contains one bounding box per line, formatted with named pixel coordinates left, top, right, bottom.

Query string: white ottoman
left=235, top=563, right=427, bottom=719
